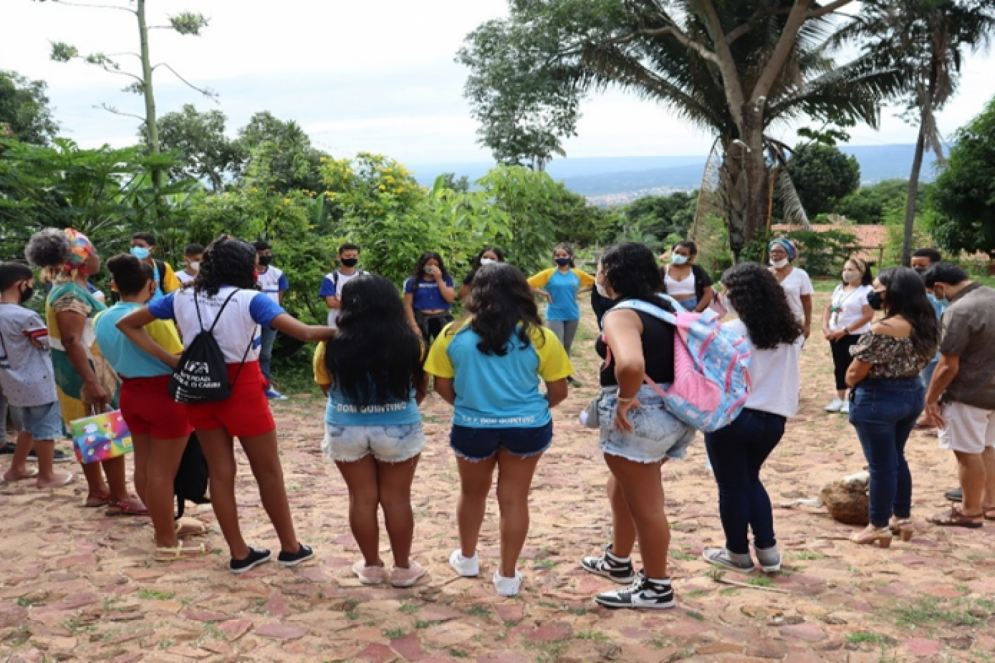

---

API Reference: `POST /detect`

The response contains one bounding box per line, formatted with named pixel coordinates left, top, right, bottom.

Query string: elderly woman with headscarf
left=768, top=238, right=814, bottom=341
left=25, top=229, right=146, bottom=514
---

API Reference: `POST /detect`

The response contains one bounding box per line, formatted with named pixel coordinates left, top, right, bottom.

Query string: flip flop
left=106, top=499, right=149, bottom=517
left=928, top=507, right=984, bottom=529
left=3, top=468, right=39, bottom=482
left=84, top=492, right=112, bottom=508
left=176, top=521, right=208, bottom=538
left=153, top=541, right=208, bottom=562
left=984, top=510, right=995, bottom=521
left=39, top=473, right=76, bottom=489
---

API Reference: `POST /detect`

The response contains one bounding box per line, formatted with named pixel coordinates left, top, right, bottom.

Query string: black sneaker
left=580, top=545, right=636, bottom=584
left=0, top=442, right=13, bottom=455
left=945, top=487, right=963, bottom=503
left=229, top=547, right=272, bottom=574
left=278, top=543, right=314, bottom=567
left=595, top=573, right=675, bottom=610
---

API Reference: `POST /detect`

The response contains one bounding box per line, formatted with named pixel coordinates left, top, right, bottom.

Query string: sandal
left=3, top=468, right=39, bottom=482
left=153, top=541, right=208, bottom=562
left=84, top=492, right=112, bottom=508
left=888, top=517, right=914, bottom=542
left=928, top=507, right=983, bottom=529
left=176, top=521, right=208, bottom=537
left=106, top=498, right=149, bottom=517
left=984, top=510, right=995, bottom=522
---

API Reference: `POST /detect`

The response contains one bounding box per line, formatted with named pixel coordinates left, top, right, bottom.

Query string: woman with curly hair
left=458, top=246, right=505, bottom=301
left=26, top=228, right=145, bottom=514
left=579, top=243, right=695, bottom=610
left=701, top=263, right=804, bottom=574
left=313, top=274, right=429, bottom=587
left=117, top=236, right=335, bottom=573
left=403, top=251, right=456, bottom=343
left=424, top=262, right=572, bottom=597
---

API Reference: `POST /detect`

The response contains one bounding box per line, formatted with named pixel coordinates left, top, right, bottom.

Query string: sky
left=4, top=0, right=995, bottom=166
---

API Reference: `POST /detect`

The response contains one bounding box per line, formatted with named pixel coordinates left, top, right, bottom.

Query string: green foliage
left=238, top=112, right=328, bottom=194
left=782, top=229, right=859, bottom=277
left=693, top=213, right=734, bottom=279
left=928, top=96, right=995, bottom=257
left=622, top=192, right=698, bottom=245
left=0, top=70, right=59, bottom=145
left=153, top=104, right=244, bottom=191
left=836, top=180, right=911, bottom=225
left=882, top=203, right=932, bottom=267
left=169, top=12, right=209, bottom=36
left=786, top=143, right=861, bottom=217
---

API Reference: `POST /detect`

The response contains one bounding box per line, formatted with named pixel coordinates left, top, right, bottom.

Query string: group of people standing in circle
left=2, top=228, right=990, bottom=612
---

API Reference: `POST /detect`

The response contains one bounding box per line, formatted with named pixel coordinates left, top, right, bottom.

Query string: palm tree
left=835, top=0, right=995, bottom=266
left=460, top=0, right=903, bottom=257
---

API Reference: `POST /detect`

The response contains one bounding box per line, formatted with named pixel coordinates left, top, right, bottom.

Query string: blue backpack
left=604, top=295, right=752, bottom=432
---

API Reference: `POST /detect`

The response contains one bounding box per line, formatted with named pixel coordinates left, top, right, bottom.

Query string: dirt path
left=2, top=293, right=994, bottom=662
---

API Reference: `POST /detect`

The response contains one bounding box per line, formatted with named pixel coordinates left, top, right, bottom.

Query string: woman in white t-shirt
left=768, top=239, right=813, bottom=340
left=702, top=262, right=804, bottom=575
left=821, top=258, right=874, bottom=414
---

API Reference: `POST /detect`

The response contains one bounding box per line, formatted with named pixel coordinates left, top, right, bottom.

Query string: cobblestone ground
left=2, top=293, right=994, bottom=662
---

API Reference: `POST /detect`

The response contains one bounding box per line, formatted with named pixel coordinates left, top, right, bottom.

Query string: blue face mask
left=131, top=246, right=151, bottom=260
left=931, top=290, right=949, bottom=307
left=671, top=253, right=689, bottom=265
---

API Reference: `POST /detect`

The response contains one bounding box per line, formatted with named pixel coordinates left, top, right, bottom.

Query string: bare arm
left=415, top=372, right=430, bottom=405
left=269, top=313, right=335, bottom=342
left=115, top=308, right=181, bottom=368
left=325, top=295, right=342, bottom=310
left=845, top=359, right=872, bottom=388
left=457, top=284, right=471, bottom=301
left=433, top=376, right=456, bottom=405
left=925, top=354, right=960, bottom=429
left=603, top=309, right=646, bottom=434
left=437, top=275, right=456, bottom=303
left=801, top=294, right=813, bottom=338
left=695, top=286, right=714, bottom=312
left=403, top=292, right=420, bottom=332
left=544, top=378, right=568, bottom=408
left=849, top=304, right=875, bottom=333
left=56, top=310, right=109, bottom=410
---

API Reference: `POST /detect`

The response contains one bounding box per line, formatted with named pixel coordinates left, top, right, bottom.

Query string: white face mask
left=722, top=292, right=736, bottom=317
left=480, top=258, right=495, bottom=266
left=189, top=261, right=200, bottom=272
left=596, top=280, right=610, bottom=299
left=770, top=258, right=789, bottom=269
left=842, top=269, right=859, bottom=283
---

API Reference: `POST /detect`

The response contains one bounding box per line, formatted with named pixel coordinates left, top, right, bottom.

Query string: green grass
left=748, top=576, right=774, bottom=587
left=383, top=628, right=406, bottom=639
left=891, top=597, right=994, bottom=630
left=399, top=602, right=420, bottom=614
left=670, top=550, right=698, bottom=562
left=686, top=610, right=706, bottom=622
left=685, top=589, right=709, bottom=598
left=788, top=550, right=827, bottom=561
left=448, top=649, right=470, bottom=659
left=575, top=630, right=611, bottom=643
left=467, top=605, right=491, bottom=618
left=136, top=589, right=175, bottom=601
left=846, top=632, right=895, bottom=647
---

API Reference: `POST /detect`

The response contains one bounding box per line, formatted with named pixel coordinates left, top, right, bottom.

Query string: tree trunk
left=720, top=119, right=769, bottom=261
left=903, top=119, right=927, bottom=267
left=137, top=0, right=165, bottom=223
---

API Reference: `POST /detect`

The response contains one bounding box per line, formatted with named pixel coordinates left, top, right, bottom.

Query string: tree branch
left=637, top=25, right=721, bottom=65
left=96, top=63, right=144, bottom=84
left=751, top=1, right=811, bottom=103
left=96, top=103, right=145, bottom=122
left=151, top=62, right=219, bottom=102
left=48, top=0, right=135, bottom=14
left=697, top=0, right=748, bottom=128
left=807, top=0, right=855, bottom=20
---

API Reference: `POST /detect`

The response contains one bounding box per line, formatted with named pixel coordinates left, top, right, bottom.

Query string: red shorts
left=186, top=361, right=275, bottom=438
left=120, top=375, right=193, bottom=439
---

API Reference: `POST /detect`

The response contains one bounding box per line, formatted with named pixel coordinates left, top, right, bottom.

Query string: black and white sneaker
left=580, top=544, right=636, bottom=584
left=278, top=543, right=314, bottom=567
left=594, top=573, right=675, bottom=610
left=230, top=547, right=272, bottom=574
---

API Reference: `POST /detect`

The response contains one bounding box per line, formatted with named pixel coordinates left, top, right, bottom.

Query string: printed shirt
left=0, top=303, right=58, bottom=407
left=148, top=286, right=286, bottom=364
left=527, top=268, right=596, bottom=321
left=424, top=320, right=573, bottom=429
left=404, top=275, right=455, bottom=311
left=256, top=265, right=289, bottom=305
left=94, top=302, right=184, bottom=379
left=851, top=331, right=930, bottom=380
left=318, top=270, right=365, bottom=327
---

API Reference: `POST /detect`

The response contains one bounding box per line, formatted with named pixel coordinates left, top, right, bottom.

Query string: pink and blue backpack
left=604, top=295, right=752, bottom=432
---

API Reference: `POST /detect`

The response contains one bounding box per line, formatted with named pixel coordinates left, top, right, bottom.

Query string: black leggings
left=829, top=334, right=861, bottom=391
left=415, top=310, right=453, bottom=344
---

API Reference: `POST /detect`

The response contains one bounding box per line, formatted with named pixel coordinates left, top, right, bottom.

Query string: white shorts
left=939, top=401, right=995, bottom=454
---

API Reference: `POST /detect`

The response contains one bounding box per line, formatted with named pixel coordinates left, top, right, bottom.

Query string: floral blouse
left=850, top=331, right=929, bottom=380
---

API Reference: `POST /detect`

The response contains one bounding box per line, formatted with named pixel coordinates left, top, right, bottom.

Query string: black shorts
left=449, top=422, right=553, bottom=461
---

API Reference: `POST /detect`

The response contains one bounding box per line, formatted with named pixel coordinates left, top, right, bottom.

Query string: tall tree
left=39, top=0, right=214, bottom=220
left=0, top=70, right=59, bottom=145
left=459, top=0, right=901, bottom=257
left=237, top=112, right=329, bottom=193
left=153, top=104, right=244, bottom=192
left=786, top=143, right=861, bottom=217
left=839, top=0, right=995, bottom=265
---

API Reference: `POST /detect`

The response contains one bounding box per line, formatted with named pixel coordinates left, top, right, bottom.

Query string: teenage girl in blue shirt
left=403, top=251, right=456, bottom=343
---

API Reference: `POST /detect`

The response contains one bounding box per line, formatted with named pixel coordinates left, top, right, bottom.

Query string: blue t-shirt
left=404, top=275, right=455, bottom=311
left=93, top=303, right=178, bottom=378
left=325, top=386, right=420, bottom=427
left=423, top=323, right=573, bottom=429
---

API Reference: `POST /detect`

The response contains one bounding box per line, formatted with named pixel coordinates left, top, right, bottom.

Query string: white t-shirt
left=148, top=286, right=285, bottom=363
left=176, top=270, right=196, bottom=285
left=319, top=270, right=365, bottom=327
left=726, top=319, right=802, bottom=418
left=829, top=284, right=872, bottom=334
left=776, top=267, right=814, bottom=324
left=256, top=266, right=289, bottom=304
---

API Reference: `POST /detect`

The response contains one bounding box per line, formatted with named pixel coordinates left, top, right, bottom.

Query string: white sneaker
left=492, top=570, right=523, bottom=596
left=449, top=549, right=479, bottom=577
left=840, top=400, right=850, bottom=415
left=825, top=398, right=844, bottom=413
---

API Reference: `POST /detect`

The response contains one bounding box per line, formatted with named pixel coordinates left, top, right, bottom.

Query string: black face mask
left=340, top=258, right=358, bottom=268
left=867, top=290, right=884, bottom=311
left=913, top=266, right=927, bottom=276
left=19, top=286, right=34, bottom=304
left=258, top=255, right=273, bottom=266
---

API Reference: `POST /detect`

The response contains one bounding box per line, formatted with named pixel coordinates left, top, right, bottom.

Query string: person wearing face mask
left=922, top=263, right=995, bottom=528
left=768, top=238, right=814, bottom=340
left=822, top=258, right=875, bottom=414
left=94, top=254, right=204, bottom=561
left=528, top=244, right=595, bottom=386
left=0, top=262, right=76, bottom=490
left=845, top=268, right=939, bottom=546
left=253, top=241, right=290, bottom=400
left=404, top=251, right=457, bottom=343
left=176, top=243, right=204, bottom=286
left=910, top=248, right=946, bottom=436
left=458, top=246, right=505, bottom=301
left=660, top=241, right=714, bottom=312
left=129, top=232, right=180, bottom=301
left=319, top=243, right=368, bottom=328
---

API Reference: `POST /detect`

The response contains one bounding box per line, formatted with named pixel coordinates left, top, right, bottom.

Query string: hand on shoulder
left=871, top=317, right=912, bottom=338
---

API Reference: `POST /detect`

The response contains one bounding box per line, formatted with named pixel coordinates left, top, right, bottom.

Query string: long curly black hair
left=600, top=242, right=667, bottom=306
left=193, top=236, right=258, bottom=296
left=722, top=262, right=803, bottom=350
left=460, top=262, right=544, bottom=356
left=325, top=275, right=424, bottom=406
left=876, top=267, right=940, bottom=362
left=410, top=251, right=450, bottom=282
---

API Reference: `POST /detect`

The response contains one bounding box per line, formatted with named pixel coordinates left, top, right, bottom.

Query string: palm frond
left=775, top=168, right=812, bottom=230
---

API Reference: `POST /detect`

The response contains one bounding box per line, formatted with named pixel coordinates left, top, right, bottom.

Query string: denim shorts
left=598, top=385, right=696, bottom=463
left=322, top=422, right=425, bottom=463
left=450, top=421, right=553, bottom=462
left=10, top=401, right=63, bottom=441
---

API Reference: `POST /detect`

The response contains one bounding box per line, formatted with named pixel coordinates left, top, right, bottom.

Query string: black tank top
left=596, top=298, right=676, bottom=387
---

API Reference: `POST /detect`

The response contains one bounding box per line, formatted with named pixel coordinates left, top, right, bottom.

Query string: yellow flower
left=283, top=198, right=290, bottom=205
left=378, top=185, right=386, bottom=191
left=320, top=157, right=327, bottom=163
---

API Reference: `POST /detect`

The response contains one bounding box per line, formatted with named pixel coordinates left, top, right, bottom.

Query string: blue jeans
left=678, top=297, right=698, bottom=312
left=920, top=353, right=939, bottom=389
left=704, top=409, right=785, bottom=554
left=849, top=378, right=924, bottom=528
left=259, top=326, right=277, bottom=383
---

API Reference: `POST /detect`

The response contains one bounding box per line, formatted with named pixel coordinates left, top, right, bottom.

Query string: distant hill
left=408, top=144, right=937, bottom=203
